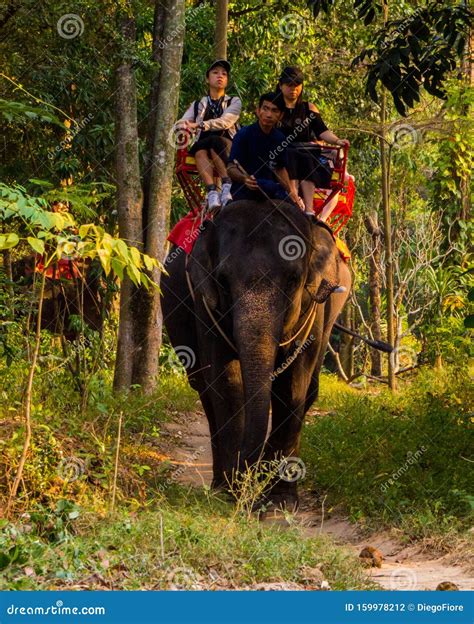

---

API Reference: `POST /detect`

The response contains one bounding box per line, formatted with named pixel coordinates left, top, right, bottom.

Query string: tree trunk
left=379, top=0, right=396, bottom=390
left=339, top=302, right=354, bottom=379
left=214, top=0, right=228, bottom=59
left=143, top=0, right=167, bottom=205
left=132, top=0, right=186, bottom=391
left=113, top=16, right=144, bottom=392
left=364, top=211, right=382, bottom=376
left=459, top=30, right=472, bottom=222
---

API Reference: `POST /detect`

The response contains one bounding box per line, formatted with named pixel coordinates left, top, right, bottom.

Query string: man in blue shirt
left=227, top=92, right=304, bottom=209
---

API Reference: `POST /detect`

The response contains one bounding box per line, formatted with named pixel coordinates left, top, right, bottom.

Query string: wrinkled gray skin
left=161, top=201, right=351, bottom=508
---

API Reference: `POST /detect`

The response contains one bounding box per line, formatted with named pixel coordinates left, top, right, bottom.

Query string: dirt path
left=161, top=410, right=474, bottom=591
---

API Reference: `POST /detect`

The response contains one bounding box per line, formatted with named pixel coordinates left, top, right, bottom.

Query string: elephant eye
left=287, top=273, right=300, bottom=289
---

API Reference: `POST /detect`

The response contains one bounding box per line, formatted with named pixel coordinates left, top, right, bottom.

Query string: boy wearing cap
left=176, top=60, right=242, bottom=210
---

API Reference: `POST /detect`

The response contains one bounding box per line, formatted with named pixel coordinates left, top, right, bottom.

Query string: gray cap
left=206, top=59, right=231, bottom=76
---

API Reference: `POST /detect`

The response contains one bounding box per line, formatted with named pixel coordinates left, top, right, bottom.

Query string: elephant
left=9, top=256, right=106, bottom=340
left=161, top=200, right=351, bottom=509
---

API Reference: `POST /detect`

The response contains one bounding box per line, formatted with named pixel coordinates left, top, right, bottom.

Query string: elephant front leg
left=264, top=358, right=314, bottom=510
left=202, top=355, right=246, bottom=491
left=264, top=421, right=305, bottom=510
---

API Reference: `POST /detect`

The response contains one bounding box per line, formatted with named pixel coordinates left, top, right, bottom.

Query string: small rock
left=301, top=565, right=325, bottom=584
left=436, top=581, right=459, bottom=591
left=359, top=546, right=383, bottom=568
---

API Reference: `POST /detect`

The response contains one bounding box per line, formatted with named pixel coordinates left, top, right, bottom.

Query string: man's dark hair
left=258, top=91, right=285, bottom=113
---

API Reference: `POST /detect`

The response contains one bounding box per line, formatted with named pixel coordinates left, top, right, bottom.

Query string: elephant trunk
left=233, top=289, right=282, bottom=470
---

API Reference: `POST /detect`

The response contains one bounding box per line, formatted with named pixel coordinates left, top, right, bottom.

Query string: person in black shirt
left=276, top=66, right=351, bottom=216
left=176, top=60, right=242, bottom=210
left=227, top=92, right=304, bottom=209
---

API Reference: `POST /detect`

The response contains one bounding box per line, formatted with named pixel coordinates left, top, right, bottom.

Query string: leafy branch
left=0, top=184, right=161, bottom=289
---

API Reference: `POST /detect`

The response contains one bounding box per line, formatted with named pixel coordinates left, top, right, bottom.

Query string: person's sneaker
left=220, top=182, right=233, bottom=206
left=207, top=190, right=221, bottom=210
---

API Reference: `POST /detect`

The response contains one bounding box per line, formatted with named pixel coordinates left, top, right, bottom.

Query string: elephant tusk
left=333, top=286, right=347, bottom=293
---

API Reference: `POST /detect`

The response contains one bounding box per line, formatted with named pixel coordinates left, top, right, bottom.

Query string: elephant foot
left=266, top=491, right=299, bottom=512
left=251, top=490, right=299, bottom=514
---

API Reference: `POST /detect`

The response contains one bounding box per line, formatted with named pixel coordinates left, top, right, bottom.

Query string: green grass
left=0, top=358, right=199, bottom=510
left=0, top=354, right=373, bottom=591
left=0, top=488, right=374, bottom=590
left=301, top=367, right=474, bottom=538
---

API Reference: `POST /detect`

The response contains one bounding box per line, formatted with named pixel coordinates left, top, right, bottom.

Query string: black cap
left=206, top=59, right=231, bottom=76
left=279, top=66, right=304, bottom=85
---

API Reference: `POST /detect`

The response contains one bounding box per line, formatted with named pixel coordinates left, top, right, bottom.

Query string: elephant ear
left=305, top=224, right=341, bottom=301
left=187, top=219, right=219, bottom=310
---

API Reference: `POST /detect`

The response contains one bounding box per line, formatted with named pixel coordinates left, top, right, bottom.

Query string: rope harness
left=179, top=163, right=356, bottom=375
left=185, top=257, right=319, bottom=378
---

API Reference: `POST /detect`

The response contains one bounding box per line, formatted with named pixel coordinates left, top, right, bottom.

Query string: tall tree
left=364, top=212, right=383, bottom=377
left=114, top=16, right=144, bottom=391
left=379, top=0, right=396, bottom=389
left=114, top=0, right=186, bottom=393
left=214, top=0, right=229, bottom=59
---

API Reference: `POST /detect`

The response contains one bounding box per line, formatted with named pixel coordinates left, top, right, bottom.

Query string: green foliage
left=0, top=98, right=63, bottom=127
left=428, top=79, right=474, bottom=244
left=0, top=184, right=160, bottom=288
left=352, top=2, right=472, bottom=115
left=416, top=261, right=474, bottom=364
left=302, top=370, right=474, bottom=536
left=0, top=493, right=373, bottom=590
left=0, top=356, right=198, bottom=508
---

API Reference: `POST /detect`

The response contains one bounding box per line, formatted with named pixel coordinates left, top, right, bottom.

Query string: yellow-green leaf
left=0, top=233, right=20, bottom=250
left=126, top=262, right=141, bottom=286
left=79, top=224, right=93, bottom=238
left=129, top=245, right=142, bottom=268
left=110, top=257, right=124, bottom=281
left=116, top=238, right=129, bottom=261
left=97, top=248, right=111, bottom=275
left=27, top=237, right=45, bottom=254
left=143, top=254, right=155, bottom=272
